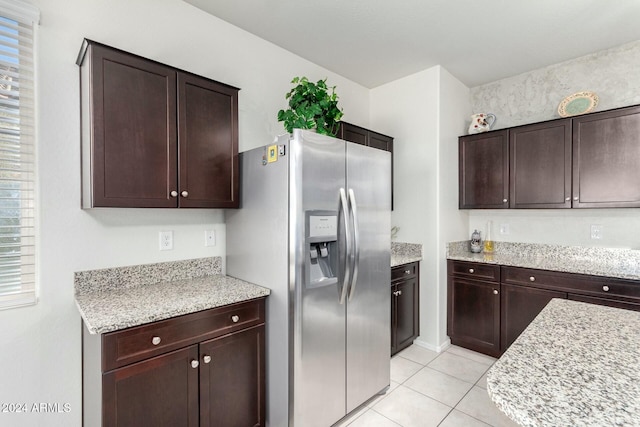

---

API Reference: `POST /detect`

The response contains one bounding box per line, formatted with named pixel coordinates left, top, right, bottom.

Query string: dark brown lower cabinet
left=447, top=274, right=501, bottom=357
left=391, top=262, right=420, bottom=355
left=84, top=298, right=266, bottom=427
left=500, top=284, right=565, bottom=352
left=448, top=260, right=640, bottom=357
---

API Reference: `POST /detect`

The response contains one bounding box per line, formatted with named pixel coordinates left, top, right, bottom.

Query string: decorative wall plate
left=558, top=91, right=599, bottom=117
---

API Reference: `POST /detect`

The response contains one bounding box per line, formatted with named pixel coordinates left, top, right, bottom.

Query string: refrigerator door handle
left=339, top=188, right=352, bottom=304
left=347, top=188, right=360, bottom=301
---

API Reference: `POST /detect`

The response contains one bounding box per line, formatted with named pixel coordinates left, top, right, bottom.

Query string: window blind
left=0, top=0, right=38, bottom=310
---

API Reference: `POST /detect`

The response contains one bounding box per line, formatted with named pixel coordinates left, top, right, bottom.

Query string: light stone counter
left=487, top=298, right=640, bottom=426
left=75, top=257, right=270, bottom=334
left=447, top=241, right=640, bottom=281
left=391, top=242, right=422, bottom=267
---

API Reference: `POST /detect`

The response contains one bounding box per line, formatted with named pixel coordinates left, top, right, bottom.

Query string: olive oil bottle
left=483, top=221, right=494, bottom=254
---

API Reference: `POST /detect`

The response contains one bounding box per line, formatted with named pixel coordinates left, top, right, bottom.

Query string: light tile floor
left=334, top=345, right=519, bottom=427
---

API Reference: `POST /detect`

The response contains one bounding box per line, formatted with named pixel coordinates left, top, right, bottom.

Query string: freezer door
left=345, top=142, right=392, bottom=412
left=290, top=130, right=347, bottom=427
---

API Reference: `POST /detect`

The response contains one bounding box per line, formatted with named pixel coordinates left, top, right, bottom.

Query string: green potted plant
left=277, top=76, right=344, bottom=137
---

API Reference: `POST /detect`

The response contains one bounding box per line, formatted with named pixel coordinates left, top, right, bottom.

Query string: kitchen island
left=486, top=298, right=640, bottom=426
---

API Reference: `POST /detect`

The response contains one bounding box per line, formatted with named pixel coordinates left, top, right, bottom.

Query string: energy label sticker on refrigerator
left=267, top=144, right=278, bottom=163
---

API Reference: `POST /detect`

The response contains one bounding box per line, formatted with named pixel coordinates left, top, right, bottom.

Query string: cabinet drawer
left=502, top=266, right=640, bottom=302
left=392, top=262, right=418, bottom=281
left=449, top=260, right=500, bottom=282
left=102, top=298, right=265, bottom=371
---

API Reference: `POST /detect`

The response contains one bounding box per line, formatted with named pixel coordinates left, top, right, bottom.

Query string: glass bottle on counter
left=483, top=221, right=494, bottom=254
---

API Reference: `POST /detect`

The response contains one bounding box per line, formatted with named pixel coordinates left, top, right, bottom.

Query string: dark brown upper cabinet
left=509, top=119, right=572, bottom=209
left=459, top=130, right=509, bottom=209
left=77, top=39, right=239, bottom=208
left=572, top=105, right=640, bottom=208
left=338, top=121, right=394, bottom=209
left=460, top=104, right=640, bottom=209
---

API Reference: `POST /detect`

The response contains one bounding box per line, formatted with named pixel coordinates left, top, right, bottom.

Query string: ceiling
left=182, top=0, right=640, bottom=89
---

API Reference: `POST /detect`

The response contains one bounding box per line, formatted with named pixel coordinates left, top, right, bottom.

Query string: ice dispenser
left=306, top=211, right=338, bottom=288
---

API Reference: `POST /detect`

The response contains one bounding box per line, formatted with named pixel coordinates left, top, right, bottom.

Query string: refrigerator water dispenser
left=306, top=211, right=338, bottom=288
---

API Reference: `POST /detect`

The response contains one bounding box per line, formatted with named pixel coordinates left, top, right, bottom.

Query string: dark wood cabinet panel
left=509, top=119, right=572, bottom=208
left=82, top=42, right=178, bottom=208
left=103, top=345, right=199, bottom=427
left=572, top=105, right=640, bottom=208
left=459, top=130, right=509, bottom=209
left=568, top=294, right=640, bottom=312
left=447, top=262, right=500, bottom=357
left=85, top=298, right=266, bottom=426
left=178, top=73, right=239, bottom=208
left=391, top=262, right=420, bottom=356
left=500, top=284, right=565, bottom=352
left=200, top=325, right=265, bottom=427
left=339, top=121, right=394, bottom=209
left=78, top=39, right=239, bottom=208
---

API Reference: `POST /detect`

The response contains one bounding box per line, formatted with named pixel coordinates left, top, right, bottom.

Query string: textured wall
left=470, top=40, right=640, bottom=129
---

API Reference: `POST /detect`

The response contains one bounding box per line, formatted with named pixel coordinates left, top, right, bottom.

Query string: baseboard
left=412, top=337, right=451, bottom=353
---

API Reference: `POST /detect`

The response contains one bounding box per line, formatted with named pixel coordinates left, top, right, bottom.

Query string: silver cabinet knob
left=493, top=289, right=498, bottom=295
left=404, top=270, right=411, bottom=274
left=503, top=199, right=508, bottom=203
left=151, top=336, right=161, bottom=346
left=565, top=197, right=570, bottom=201
left=203, top=355, right=212, bottom=364
left=170, top=191, right=178, bottom=197
left=573, top=196, right=579, bottom=201
left=231, top=315, right=240, bottom=323
left=181, top=190, right=189, bottom=197
left=469, top=268, right=475, bottom=274
left=397, top=290, right=402, bottom=296
left=191, top=360, right=199, bottom=369
left=529, top=276, right=536, bottom=282
left=602, top=285, right=610, bottom=292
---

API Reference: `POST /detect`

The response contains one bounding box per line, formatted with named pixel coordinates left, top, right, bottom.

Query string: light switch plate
left=205, top=230, right=216, bottom=247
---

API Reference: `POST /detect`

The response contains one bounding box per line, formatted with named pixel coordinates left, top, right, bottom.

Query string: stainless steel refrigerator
left=226, top=129, right=391, bottom=427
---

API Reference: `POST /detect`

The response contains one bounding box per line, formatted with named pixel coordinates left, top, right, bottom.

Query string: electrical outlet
left=590, top=225, right=603, bottom=240
left=205, top=230, right=216, bottom=247
left=159, top=231, right=173, bottom=250
left=499, top=223, right=510, bottom=235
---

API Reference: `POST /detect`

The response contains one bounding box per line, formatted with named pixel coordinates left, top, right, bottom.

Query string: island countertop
left=486, top=298, right=640, bottom=426
left=75, top=257, right=270, bottom=334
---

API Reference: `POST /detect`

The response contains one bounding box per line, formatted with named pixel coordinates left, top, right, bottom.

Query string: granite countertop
left=75, top=257, right=270, bottom=334
left=486, top=298, right=640, bottom=426
left=391, top=242, right=422, bottom=267
left=447, top=241, right=640, bottom=281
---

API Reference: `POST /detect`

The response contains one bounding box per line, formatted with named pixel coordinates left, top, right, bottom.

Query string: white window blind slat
left=0, top=0, right=38, bottom=310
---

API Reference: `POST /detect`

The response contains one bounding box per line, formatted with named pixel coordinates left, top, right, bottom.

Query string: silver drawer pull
left=191, top=360, right=199, bottom=369
left=151, top=336, right=161, bottom=346
left=203, top=355, right=212, bottom=364
left=503, top=198, right=508, bottom=203
left=493, top=289, right=498, bottom=295
left=602, top=285, right=610, bottom=292
left=469, top=268, right=475, bottom=274
left=404, top=270, right=411, bottom=274
left=529, top=276, right=536, bottom=282
left=231, top=315, right=240, bottom=323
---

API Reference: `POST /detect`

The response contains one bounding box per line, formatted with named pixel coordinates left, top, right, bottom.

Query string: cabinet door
left=178, top=73, right=239, bottom=208
left=394, top=277, right=419, bottom=354
left=89, top=44, right=178, bottom=207
left=572, top=105, right=640, bottom=208
left=501, top=284, right=566, bottom=352
left=447, top=276, right=500, bottom=357
left=200, top=325, right=265, bottom=427
left=459, top=130, right=509, bottom=209
left=368, top=131, right=393, bottom=152
left=339, top=122, right=368, bottom=145
left=103, top=345, right=199, bottom=427
left=510, top=120, right=572, bottom=208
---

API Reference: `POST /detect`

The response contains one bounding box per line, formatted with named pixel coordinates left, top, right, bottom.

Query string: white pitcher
left=468, top=113, right=496, bottom=134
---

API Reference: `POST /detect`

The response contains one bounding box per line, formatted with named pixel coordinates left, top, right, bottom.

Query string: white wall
left=469, top=41, right=640, bottom=250
left=371, top=66, right=470, bottom=350
left=0, top=1, right=370, bottom=425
